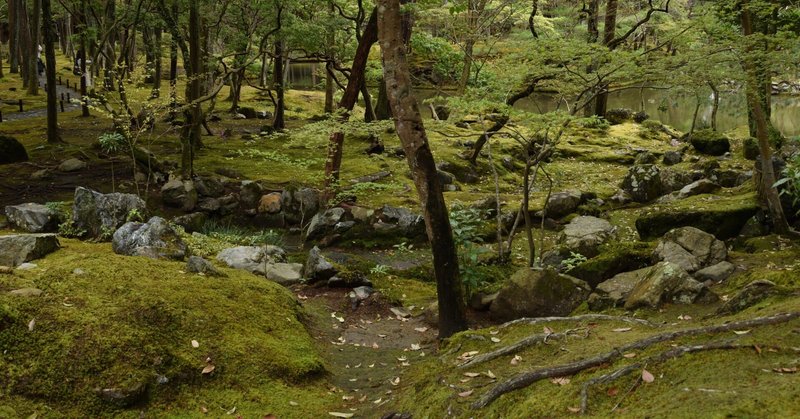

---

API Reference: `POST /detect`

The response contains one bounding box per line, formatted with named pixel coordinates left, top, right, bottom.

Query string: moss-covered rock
left=689, top=129, right=730, bottom=156
left=0, top=135, right=28, bottom=165
left=569, top=242, right=655, bottom=288
left=636, top=192, right=758, bottom=240
left=742, top=137, right=760, bottom=160
left=489, top=268, right=590, bottom=321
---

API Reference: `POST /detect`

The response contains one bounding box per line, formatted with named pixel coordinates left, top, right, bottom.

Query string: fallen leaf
left=200, top=406, right=208, bottom=414
left=27, top=318, right=35, bottom=331
left=460, top=378, right=472, bottom=383
left=397, top=356, right=407, bottom=362
left=415, top=327, right=428, bottom=333
left=613, top=327, right=632, bottom=332
left=264, top=415, right=277, bottom=419
left=201, top=364, right=215, bottom=374
left=289, top=401, right=299, bottom=406
left=359, top=395, right=367, bottom=402
left=191, top=340, right=200, bottom=348
left=773, top=367, right=798, bottom=374
left=391, top=377, right=400, bottom=386
left=642, top=369, right=655, bottom=383
left=607, top=387, right=619, bottom=396
left=489, top=330, right=499, bottom=335
left=225, top=406, right=236, bottom=415
left=623, top=352, right=637, bottom=358
left=567, top=407, right=581, bottom=413
left=484, top=370, right=496, bottom=379
left=373, top=398, right=382, bottom=404
left=328, top=412, right=354, bottom=418
left=733, top=330, right=751, bottom=335
left=490, top=337, right=501, bottom=343
left=463, top=372, right=481, bottom=378
left=342, top=395, right=354, bottom=401
left=372, top=342, right=380, bottom=349
left=754, top=345, right=762, bottom=355
left=410, top=343, right=421, bottom=351
left=510, top=355, right=522, bottom=365
left=543, top=326, right=553, bottom=334
left=458, top=390, right=474, bottom=397
left=678, top=314, right=692, bottom=321
left=551, top=377, right=570, bottom=386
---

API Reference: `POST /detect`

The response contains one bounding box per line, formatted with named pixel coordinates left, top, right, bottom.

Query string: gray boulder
left=186, top=256, right=225, bottom=277
left=587, top=267, right=650, bottom=311
left=675, top=179, right=720, bottom=199
left=621, top=164, right=663, bottom=202
left=161, top=178, right=198, bottom=211
left=373, top=205, right=425, bottom=238
left=624, top=262, right=711, bottom=309
left=197, top=198, right=221, bottom=213
left=559, top=216, right=616, bottom=257
left=717, top=280, right=778, bottom=314
left=265, top=263, right=304, bottom=285
left=72, top=187, right=148, bottom=239
left=281, top=188, right=321, bottom=224
left=304, top=246, right=338, bottom=282
left=694, top=261, right=735, bottom=282
left=195, top=176, right=225, bottom=198
left=546, top=190, right=583, bottom=218
left=662, top=151, right=683, bottom=166
left=239, top=181, right=264, bottom=209
left=306, top=208, right=348, bottom=241
left=5, top=203, right=60, bottom=233
left=490, top=268, right=591, bottom=321
left=171, top=212, right=207, bottom=233
left=216, top=245, right=286, bottom=275
left=654, top=226, right=727, bottom=273
left=0, top=234, right=60, bottom=267
left=58, top=158, right=87, bottom=172
left=112, top=217, right=187, bottom=260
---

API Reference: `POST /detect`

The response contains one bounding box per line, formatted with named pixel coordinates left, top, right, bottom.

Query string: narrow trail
left=0, top=74, right=82, bottom=121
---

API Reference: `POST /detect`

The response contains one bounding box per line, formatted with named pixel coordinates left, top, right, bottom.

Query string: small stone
left=258, top=192, right=282, bottom=214
left=9, top=287, right=43, bottom=297
left=16, top=263, right=38, bottom=270
left=73, top=268, right=85, bottom=275
left=58, top=158, right=87, bottom=172
left=186, top=256, right=226, bottom=277
left=694, top=261, right=735, bottom=282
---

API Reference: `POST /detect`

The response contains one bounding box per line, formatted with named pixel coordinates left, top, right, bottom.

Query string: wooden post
left=66, top=79, right=69, bottom=89
left=67, top=93, right=71, bottom=101
left=61, top=93, right=64, bottom=101
left=0, top=110, right=3, bottom=122
left=18, top=99, right=23, bottom=112
left=60, top=100, right=64, bottom=112
left=58, top=75, right=62, bottom=85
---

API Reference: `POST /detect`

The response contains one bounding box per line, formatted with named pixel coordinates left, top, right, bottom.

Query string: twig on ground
left=457, top=328, right=586, bottom=369
left=498, top=314, right=656, bottom=329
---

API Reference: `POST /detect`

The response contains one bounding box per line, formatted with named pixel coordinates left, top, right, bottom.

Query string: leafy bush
left=774, top=150, right=800, bottom=215
left=200, top=220, right=284, bottom=247
left=410, top=32, right=463, bottom=83
left=604, top=108, right=633, bottom=125
left=450, top=207, right=489, bottom=299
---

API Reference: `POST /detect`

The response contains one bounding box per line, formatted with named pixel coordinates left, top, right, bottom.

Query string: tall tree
left=27, top=0, right=42, bottom=95
left=377, top=0, right=468, bottom=339
left=42, top=0, right=60, bottom=143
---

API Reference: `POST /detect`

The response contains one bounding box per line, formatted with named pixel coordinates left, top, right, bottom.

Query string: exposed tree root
left=472, top=312, right=800, bottom=409
left=498, top=314, right=656, bottom=329
left=457, top=328, right=587, bottom=369
left=579, top=342, right=756, bottom=414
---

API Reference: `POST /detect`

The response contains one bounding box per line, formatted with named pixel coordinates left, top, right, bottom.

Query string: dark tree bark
left=272, top=39, right=285, bottom=130
left=323, top=8, right=379, bottom=192
left=78, top=0, right=90, bottom=116
left=586, top=0, right=599, bottom=43
left=375, top=77, right=392, bottom=119
left=180, top=0, right=203, bottom=179
left=361, top=81, right=376, bottom=122
left=592, top=0, right=619, bottom=117
left=8, top=0, right=19, bottom=73
left=377, top=0, right=468, bottom=339
left=42, top=0, right=61, bottom=143
left=709, top=81, right=719, bottom=131
left=152, top=26, right=162, bottom=96
left=528, top=0, right=539, bottom=38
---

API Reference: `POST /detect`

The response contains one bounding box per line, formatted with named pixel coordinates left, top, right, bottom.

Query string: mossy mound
left=689, top=129, right=731, bottom=156
left=0, top=135, right=29, bottom=165
left=569, top=242, right=655, bottom=288
left=636, top=192, right=758, bottom=240
left=0, top=239, right=330, bottom=416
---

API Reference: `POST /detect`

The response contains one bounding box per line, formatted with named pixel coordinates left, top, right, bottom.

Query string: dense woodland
left=0, top=0, right=799, bottom=417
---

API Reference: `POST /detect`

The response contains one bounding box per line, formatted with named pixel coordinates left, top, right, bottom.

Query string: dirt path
left=300, top=287, right=436, bottom=418
left=1, top=75, right=82, bottom=122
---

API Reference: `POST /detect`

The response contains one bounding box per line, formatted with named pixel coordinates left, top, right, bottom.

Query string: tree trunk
left=180, top=0, right=202, bottom=179
left=741, top=2, right=790, bottom=234
left=272, top=39, right=285, bottom=130
left=709, top=82, right=719, bottom=131
left=377, top=0, right=468, bottom=340
left=375, top=77, right=392, bottom=119
left=79, top=0, right=90, bottom=117
left=28, top=0, right=42, bottom=95
left=152, top=26, right=162, bottom=96
left=586, top=0, right=599, bottom=43
left=361, top=81, right=376, bottom=122
left=323, top=8, right=379, bottom=191
left=325, top=64, right=335, bottom=113
left=592, top=0, right=619, bottom=117
left=458, top=39, right=474, bottom=94
left=42, top=0, right=60, bottom=143
left=9, top=0, right=19, bottom=73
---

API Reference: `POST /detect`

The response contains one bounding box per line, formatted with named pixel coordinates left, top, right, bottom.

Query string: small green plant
left=450, top=206, right=490, bottom=299
left=99, top=226, right=116, bottom=241
left=200, top=219, right=284, bottom=247
left=561, top=251, right=588, bottom=273
left=58, top=219, right=86, bottom=238
left=774, top=150, right=800, bottom=215
left=392, top=242, right=414, bottom=253
left=369, top=264, right=390, bottom=276
left=97, top=132, right=126, bottom=154
left=126, top=208, right=145, bottom=223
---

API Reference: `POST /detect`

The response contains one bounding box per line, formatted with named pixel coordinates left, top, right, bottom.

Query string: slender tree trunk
left=181, top=0, right=202, bottom=179
left=272, top=39, right=285, bottom=130
left=79, top=0, right=90, bottom=116
left=42, top=0, right=60, bottom=143
left=152, top=27, right=162, bottom=96
left=9, top=0, right=19, bottom=73
left=361, top=81, right=376, bottom=122
left=587, top=0, right=599, bottom=43
left=593, top=0, right=618, bottom=117
left=375, top=78, right=392, bottom=119
left=709, top=82, right=719, bottom=131
left=378, top=0, right=467, bottom=339
left=325, top=64, right=335, bottom=113
left=458, top=39, right=474, bottom=94
left=323, top=8, right=378, bottom=192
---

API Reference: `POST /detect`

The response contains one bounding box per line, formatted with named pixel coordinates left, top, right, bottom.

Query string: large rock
left=675, top=179, right=719, bottom=199
left=568, top=242, right=654, bottom=288
left=624, top=262, right=711, bottom=309
left=239, top=181, right=264, bottom=209
left=636, top=193, right=758, bottom=240
left=281, top=188, right=321, bottom=224
left=690, top=129, right=730, bottom=156
left=5, top=203, right=60, bottom=233
left=0, top=234, right=60, bottom=267
left=373, top=205, right=425, bottom=238
left=171, top=212, right=207, bottom=233
left=621, top=164, right=663, bottom=203
left=72, top=187, right=148, bottom=239
left=216, top=245, right=287, bottom=275
left=258, top=192, right=282, bottom=214
left=161, top=178, right=198, bottom=211
left=264, top=263, right=304, bottom=286
left=58, top=158, right=87, bottom=172
left=694, top=261, right=735, bottom=282
left=654, top=226, right=727, bottom=273
left=306, top=208, right=349, bottom=241
left=717, top=280, right=777, bottom=314
left=0, top=135, right=29, bottom=164
left=304, top=246, right=338, bottom=282
left=559, top=216, right=616, bottom=257
left=490, top=268, right=591, bottom=321
left=588, top=268, right=650, bottom=310
left=546, top=190, right=583, bottom=218
left=112, top=217, right=187, bottom=260
left=194, top=176, right=225, bottom=198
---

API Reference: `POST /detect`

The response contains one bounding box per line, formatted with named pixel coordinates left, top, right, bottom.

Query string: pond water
left=285, top=63, right=800, bottom=137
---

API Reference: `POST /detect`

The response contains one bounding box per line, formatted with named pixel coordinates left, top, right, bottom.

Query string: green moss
left=569, top=241, right=655, bottom=288
left=0, top=239, right=332, bottom=416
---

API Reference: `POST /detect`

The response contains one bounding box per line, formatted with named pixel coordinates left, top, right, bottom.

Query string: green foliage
left=410, top=32, right=464, bottom=82
left=126, top=208, right=145, bottom=223
left=561, top=251, right=588, bottom=273
left=97, top=132, right=126, bottom=154
left=773, top=148, right=800, bottom=215
left=200, top=219, right=284, bottom=247
left=369, top=264, right=390, bottom=276
left=450, top=206, right=490, bottom=298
